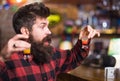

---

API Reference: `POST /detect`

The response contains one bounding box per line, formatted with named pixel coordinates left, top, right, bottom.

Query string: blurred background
left=0, top=0, right=120, bottom=69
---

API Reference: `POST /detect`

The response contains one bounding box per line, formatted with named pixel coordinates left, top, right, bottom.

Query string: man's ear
left=20, top=27, right=30, bottom=35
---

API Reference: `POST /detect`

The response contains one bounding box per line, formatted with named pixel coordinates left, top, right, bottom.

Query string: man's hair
left=12, top=2, right=50, bottom=34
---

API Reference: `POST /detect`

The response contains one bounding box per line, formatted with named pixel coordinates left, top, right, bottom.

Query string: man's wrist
left=0, top=55, right=5, bottom=62
left=0, top=45, right=10, bottom=62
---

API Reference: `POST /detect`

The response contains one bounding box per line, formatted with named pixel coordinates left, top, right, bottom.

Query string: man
left=0, top=2, right=100, bottom=81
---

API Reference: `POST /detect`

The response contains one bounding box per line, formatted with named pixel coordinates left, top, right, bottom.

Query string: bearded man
left=0, top=2, right=100, bottom=81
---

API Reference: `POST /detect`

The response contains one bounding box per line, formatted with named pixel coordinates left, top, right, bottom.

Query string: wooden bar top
left=68, top=65, right=120, bottom=81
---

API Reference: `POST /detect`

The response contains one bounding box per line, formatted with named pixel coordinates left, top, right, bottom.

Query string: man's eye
left=39, top=25, right=45, bottom=29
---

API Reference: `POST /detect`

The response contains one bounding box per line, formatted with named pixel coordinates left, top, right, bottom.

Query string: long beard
left=29, top=34, right=53, bottom=65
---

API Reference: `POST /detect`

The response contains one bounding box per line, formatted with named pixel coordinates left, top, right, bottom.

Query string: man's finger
left=14, top=41, right=31, bottom=48
left=12, top=34, right=29, bottom=40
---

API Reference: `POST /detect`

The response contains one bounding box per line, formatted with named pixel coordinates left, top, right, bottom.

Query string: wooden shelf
left=45, top=0, right=102, bottom=5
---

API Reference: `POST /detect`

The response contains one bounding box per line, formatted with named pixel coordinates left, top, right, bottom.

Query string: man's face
left=30, top=17, right=51, bottom=44
left=28, top=17, right=53, bottom=64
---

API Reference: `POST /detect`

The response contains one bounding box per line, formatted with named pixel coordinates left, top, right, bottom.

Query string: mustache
left=42, top=34, right=52, bottom=43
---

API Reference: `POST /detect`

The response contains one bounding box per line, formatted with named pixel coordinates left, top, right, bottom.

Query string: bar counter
left=68, top=65, right=120, bottom=81
left=57, top=65, right=120, bottom=81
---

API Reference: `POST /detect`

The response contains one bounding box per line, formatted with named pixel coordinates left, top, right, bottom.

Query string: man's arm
left=54, top=26, right=100, bottom=74
left=0, top=34, right=30, bottom=63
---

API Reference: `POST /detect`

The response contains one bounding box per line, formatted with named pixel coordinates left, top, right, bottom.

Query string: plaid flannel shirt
left=0, top=40, right=89, bottom=81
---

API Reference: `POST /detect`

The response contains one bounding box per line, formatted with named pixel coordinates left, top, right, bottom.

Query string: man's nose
left=47, top=28, right=51, bottom=34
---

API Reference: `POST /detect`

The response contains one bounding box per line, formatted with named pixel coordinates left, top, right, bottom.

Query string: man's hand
left=0, top=34, right=31, bottom=61
left=79, top=25, right=100, bottom=40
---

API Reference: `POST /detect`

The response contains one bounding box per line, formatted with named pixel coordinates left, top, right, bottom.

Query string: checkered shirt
left=0, top=40, right=89, bottom=81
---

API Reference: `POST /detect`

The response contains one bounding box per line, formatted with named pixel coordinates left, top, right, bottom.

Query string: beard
left=28, top=34, right=53, bottom=65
